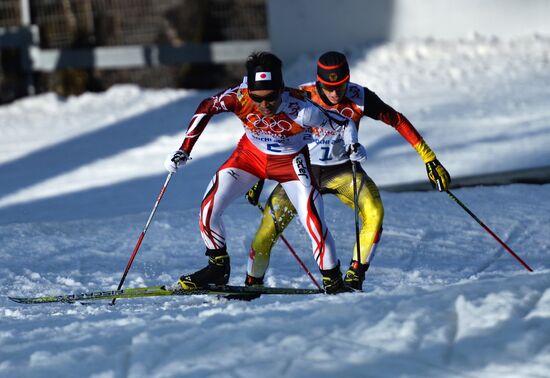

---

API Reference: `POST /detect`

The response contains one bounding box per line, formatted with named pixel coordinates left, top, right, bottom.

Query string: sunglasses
left=319, top=82, right=348, bottom=93
left=248, top=90, right=280, bottom=103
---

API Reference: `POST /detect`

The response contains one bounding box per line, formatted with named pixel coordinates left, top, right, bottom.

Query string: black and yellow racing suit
left=247, top=81, right=438, bottom=279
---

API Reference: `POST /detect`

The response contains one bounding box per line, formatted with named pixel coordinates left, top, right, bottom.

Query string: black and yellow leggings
left=248, top=161, right=383, bottom=278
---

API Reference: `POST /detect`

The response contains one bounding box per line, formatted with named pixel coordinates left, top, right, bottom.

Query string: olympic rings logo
left=246, top=114, right=293, bottom=133
left=337, top=107, right=355, bottom=119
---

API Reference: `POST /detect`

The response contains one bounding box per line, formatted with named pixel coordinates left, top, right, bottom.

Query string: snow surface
left=1, top=36, right=549, bottom=378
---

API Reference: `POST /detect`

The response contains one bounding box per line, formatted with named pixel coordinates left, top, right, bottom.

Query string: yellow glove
left=413, top=139, right=450, bottom=191
left=425, top=159, right=451, bottom=191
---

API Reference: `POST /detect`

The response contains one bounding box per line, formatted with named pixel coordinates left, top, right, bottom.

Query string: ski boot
left=178, top=247, right=230, bottom=289
left=225, top=274, right=264, bottom=301
left=320, top=262, right=352, bottom=294
left=344, top=260, right=369, bottom=291
left=245, top=274, right=264, bottom=287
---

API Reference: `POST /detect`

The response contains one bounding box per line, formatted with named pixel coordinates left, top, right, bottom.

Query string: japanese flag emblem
left=255, top=72, right=272, bottom=81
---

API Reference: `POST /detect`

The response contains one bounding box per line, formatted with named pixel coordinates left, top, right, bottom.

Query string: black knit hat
left=317, top=51, right=350, bottom=86
left=246, top=52, right=284, bottom=91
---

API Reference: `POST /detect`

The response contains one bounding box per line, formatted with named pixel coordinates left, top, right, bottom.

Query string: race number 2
left=267, top=143, right=282, bottom=153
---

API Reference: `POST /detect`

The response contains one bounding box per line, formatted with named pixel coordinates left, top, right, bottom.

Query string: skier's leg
left=282, top=179, right=350, bottom=293
left=324, top=164, right=383, bottom=289
left=281, top=179, right=338, bottom=270
left=260, top=149, right=348, bottom=293
left=199, top=168, right=259, bottom=249
left=179, top=167, right=259, bottom=289
left=248, top=184, right=297, bottom=278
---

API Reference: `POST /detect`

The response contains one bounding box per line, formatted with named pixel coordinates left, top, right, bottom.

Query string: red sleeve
left=179, top=86, right=241, bottom=154
left=379, top=110, right=422, bottom=146
left=363, top=87, right=422, bottom=146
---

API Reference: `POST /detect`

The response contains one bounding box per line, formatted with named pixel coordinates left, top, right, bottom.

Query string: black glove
left=246, top=180, right=265, bottom=206
left=425, top=159, right=451, bottom=192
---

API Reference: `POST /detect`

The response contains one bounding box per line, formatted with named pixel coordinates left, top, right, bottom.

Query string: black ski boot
left=225, top=274, right=264, bottom=301
left=320, top=262, right=352, bottom=294
left=344, top=260, right=369, bottom=291
left=178, top=247, right=230, bottom=289
left=245, top=274, right=264, bottom=287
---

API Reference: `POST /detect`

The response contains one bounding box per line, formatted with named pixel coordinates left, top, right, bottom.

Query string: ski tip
left=8, top=296, right=65, bottom=304
left=8, top=297, right=26, bottom=304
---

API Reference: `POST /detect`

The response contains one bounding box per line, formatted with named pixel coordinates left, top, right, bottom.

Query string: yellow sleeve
left=413, top=139, right=437, bottom=163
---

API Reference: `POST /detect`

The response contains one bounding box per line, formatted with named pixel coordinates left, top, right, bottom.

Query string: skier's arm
left=179, top=87, right=240, bottom=155
left=165, top=87, right=239, bottom=173
left=363, top=87, right=450, bottom=190
left=304, top=100, right=359, bottom=144
left=362, top=87, right=437, bottom=163
left=305, top=101, right=366, bottom=162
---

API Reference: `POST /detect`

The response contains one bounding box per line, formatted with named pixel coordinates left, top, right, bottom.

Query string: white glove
left=347, top=143, right=367, bottom=162
left=164, top=149, right=189, bottom=173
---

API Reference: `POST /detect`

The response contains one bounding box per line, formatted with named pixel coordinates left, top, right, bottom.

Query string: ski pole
left=446, top=190, right=533, bottom=272
left=351, top=161, right=361, bottom=265
left=112, top=172, right=174, bottom=305
left=258, top=203, right=323, bottom=291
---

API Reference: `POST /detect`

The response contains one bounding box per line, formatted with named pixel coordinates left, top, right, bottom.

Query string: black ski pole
left=351, top=161, right=361, bottom=266
left=446, top=190, right=533, bottom=272
left=112, top=172, right=173, bottom=305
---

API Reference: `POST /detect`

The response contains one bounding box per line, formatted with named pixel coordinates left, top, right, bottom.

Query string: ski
left=8, top=284, right=324, bottom=304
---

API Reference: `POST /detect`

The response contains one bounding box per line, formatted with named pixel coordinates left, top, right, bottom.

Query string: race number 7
left=319, top=146, right=332, bottom=161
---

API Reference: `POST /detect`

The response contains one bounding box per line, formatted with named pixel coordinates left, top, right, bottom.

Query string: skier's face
left=249, top=89, right=282, bottom=116
left=320, top=82, right=348, bottom=105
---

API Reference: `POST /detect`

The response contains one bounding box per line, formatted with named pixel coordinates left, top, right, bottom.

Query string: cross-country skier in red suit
left=164, top=52, right=367, bottom=293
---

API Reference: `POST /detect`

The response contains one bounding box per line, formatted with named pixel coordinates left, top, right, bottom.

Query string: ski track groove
left=329, top=333, right=478, bottom=378
left=279, top=358, right=294, bottom=378
left=122, top=337, right=132, bottom=378
left=389, top=227, right=425, bottom=273
left=467, top=219, right=524, bottom=277
left=404, top=230, right=424, bottom=272
left=444, top=303, right=459, bottom=366
left=518, top=286, right=546, bottom=320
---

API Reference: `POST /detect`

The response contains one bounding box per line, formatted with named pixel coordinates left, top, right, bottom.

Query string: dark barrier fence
left=0, top=0, right=268, bottom=104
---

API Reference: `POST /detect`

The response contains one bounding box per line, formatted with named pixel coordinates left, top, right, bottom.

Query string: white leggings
left=199, top=167, right=338, bottom=270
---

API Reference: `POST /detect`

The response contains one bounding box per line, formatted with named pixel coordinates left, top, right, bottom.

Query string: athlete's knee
left=359, top=195, right=384, bottom=224
left=267, top=204, right=297, bottom=233
left=269, top=188, right=295, bottom=217
left=200, top=200, right=222, bottom=224
left=372, top=199, right=384, bottom=222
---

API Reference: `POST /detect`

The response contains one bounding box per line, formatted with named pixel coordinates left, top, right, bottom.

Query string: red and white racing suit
left=179, top=83, right=358, bottom=270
